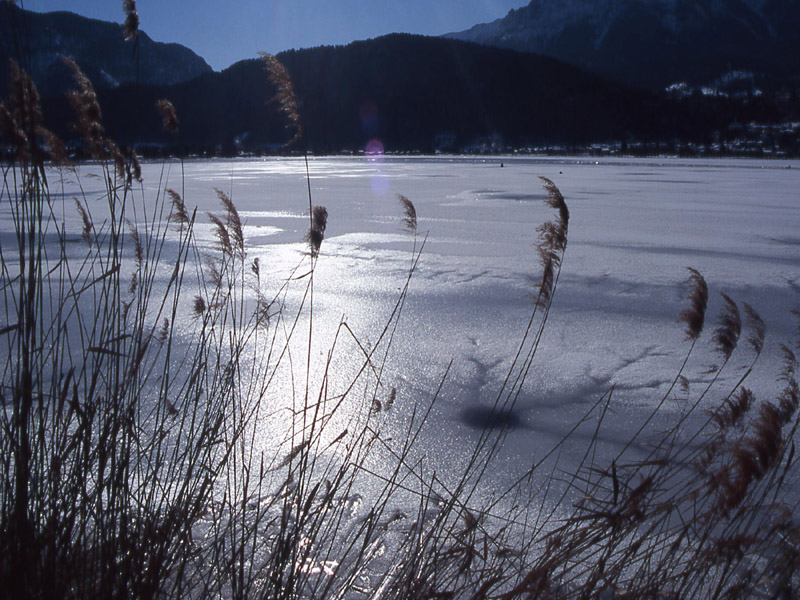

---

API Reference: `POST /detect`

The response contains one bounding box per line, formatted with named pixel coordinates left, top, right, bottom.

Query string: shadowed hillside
left=0, top=0, right=211, bottom=98
left=41, top=34, right=687, bottom=154
left=447, top=0, right=800, bottom=92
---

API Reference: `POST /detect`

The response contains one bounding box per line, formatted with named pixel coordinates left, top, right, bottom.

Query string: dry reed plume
left=680, top=267, right=709, bottom=340
left=122, top=0, right=139, bottom=40
left=305, top=204, right=328, bottom=256
left=714, top=292, right=742, bottom=360
left=156, top=98, right=179, bottom=133
left=261, top=52, right=304, bottom=146
left=63, top=56, right=105, bottom=158
left=536, top=176, right=569, bottom=309
left=397, top=194, right=417, bottom=234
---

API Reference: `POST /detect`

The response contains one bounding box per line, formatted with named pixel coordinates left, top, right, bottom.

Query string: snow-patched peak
left=0, top=1, right=212, bottom=98
left=469, top=0, right=774, bottom=41
left=446, top=0, right=798, bottom=90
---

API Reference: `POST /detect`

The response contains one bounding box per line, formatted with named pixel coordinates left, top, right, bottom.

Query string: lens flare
left=365, top=138, right=384, bottom=159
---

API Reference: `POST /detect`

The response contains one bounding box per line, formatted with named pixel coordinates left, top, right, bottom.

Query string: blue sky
left=21, top=0, right=527, bottom=70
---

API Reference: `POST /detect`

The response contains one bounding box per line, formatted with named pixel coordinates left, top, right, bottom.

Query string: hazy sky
left=20, top=0, right=527, bottom=70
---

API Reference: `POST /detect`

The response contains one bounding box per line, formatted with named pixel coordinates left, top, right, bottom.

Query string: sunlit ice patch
left=371, top=172, right=390, bottom=196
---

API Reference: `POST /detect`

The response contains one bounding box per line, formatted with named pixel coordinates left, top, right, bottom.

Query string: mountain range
left=0, top=0, right=211, bottom=98
left=41, top=34, right=690, bottom=154
left=448, top=0, right=800, bottom=91
left=2, top=1, right=799, bottom=156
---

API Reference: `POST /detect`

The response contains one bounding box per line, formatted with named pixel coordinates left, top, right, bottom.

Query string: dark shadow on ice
left=460, top=406, right=528, bottom=430
left=490, top=193, right=543, bottom=202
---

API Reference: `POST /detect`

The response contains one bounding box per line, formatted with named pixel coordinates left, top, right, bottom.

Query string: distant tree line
left=28, top=34, right=800, bottom=158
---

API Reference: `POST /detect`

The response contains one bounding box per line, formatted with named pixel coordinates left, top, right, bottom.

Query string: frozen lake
left=38, top=154, right=800, bottom=487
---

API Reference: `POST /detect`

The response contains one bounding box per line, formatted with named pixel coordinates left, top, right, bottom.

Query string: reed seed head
left=536, top=248, right=557, bottom=309
left=718, top=393, right=789, bottom=511
left=192, top=295, right=206, bottom=317
left=207, top=212, right=232, bottom=255
left=256, top=294, right=272, bottom=327
left=397, top=195, right=417, bottom=234
left=779, top=344, right=797, bottom=383
left=205, top=257, right=222, bottom=288
left=122, top=0, right=139, bottom=40
left=74, top=198, right=93, bottom=246
left=305, top=227, right=324, bottom=257
left=167, top=188, right=190, bottom=230
left=743, top=303, right=765, bottom=356
left=9, top=61, right=43, bottom=134
left=260, top=52, right=304, bottom=145
left=215, top=188, right=244, bottom=254
left=312, top=205, right=328, bottom=234
left=539, top=176, right=569, bottom=228
left=305, top=205, right=328, bottom=257
left=63, top=57, right=106, bottom=158
left=0, top=103, right=29, bottom=160
left=110, top=140, right=126, bottom=179
left=714, top=293, right=741, bottom=360
left=712, top=388, right=753, bottom=430
left=387, top=387, right=396, bottom=409
left=778, top=379, right=799, bottom=424
left=679, top=268, right=708, bottom=341
left=156, top=98, right=179, bottom=133
left=534, top=179, right=569, bottom=309
left=4, top=64, right=65, bottom=163
left=128, top=147, right=141, bottom=182
left=126, top=219, right=143, bottom=266
left=36, top=126, right=68, bottom=163
left=751, top=402, right=783, bottom=471
left=158, top=318, right=169, bottom=343
left=537, top=221, right=567, bottom=253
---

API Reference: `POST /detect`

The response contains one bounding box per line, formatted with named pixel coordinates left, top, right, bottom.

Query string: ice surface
left=35, top=155, right=800, bottom=494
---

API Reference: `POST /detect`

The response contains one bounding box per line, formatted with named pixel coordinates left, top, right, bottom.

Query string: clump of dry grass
left=0, top=57, right=257, bottom=598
